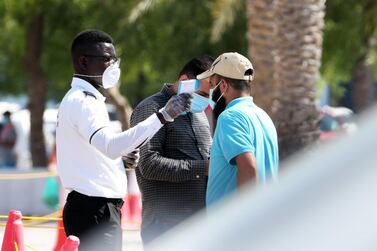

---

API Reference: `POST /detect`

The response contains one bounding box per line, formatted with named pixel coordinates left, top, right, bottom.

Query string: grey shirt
left=130, top=84, right=212, bottom=243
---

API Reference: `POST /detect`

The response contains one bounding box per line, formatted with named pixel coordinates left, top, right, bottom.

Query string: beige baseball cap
left=197, top=52, right=254, bottom=81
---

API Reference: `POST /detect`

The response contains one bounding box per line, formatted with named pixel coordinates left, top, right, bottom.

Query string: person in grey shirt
left=130, top=56, right=214, bottom=244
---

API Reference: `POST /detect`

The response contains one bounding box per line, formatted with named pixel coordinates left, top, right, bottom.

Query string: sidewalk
left=0, top=223, right=143, bottom=251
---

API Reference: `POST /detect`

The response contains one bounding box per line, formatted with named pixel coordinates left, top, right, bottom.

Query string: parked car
left=319, top=106, right=357, bottom=141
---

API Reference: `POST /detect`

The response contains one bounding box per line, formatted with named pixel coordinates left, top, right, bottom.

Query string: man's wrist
left=159, top=108, right=174, bottom=122
left=156, top=112, right=168, bottom=124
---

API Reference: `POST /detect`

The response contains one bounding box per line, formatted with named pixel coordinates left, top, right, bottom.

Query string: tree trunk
left=274, top=0, right=325, bottom=159
left=351, top=53, right=374, bottom=113
left=23, top=13, right=48, bottom=167
left=105, top=87, right=133, bottom=131
left=134, top=71, right=147, bottom=106
left=246, top=0, right=277, bottom=116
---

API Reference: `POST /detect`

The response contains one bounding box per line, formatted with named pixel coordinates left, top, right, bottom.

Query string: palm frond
left=211, top=0, right=243, bottom=42
left=128, top=0, right=156, bottom=24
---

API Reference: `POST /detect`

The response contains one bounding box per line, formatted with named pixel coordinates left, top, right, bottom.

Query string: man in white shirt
left=56, top=29, right=191, bottom=251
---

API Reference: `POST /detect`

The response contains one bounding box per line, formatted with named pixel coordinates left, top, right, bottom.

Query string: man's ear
left=78, top=56, right=88, bottom=70
left=220, top=79, right=227, bottom=91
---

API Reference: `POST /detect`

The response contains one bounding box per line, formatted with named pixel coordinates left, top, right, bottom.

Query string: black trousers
left=63, top=190, right=124, bottom=251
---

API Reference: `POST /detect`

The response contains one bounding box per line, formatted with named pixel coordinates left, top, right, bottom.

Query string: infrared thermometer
left=178, top=79, right=200, bottom=94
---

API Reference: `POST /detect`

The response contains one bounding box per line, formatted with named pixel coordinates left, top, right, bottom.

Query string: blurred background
left=0, top=0, right=376, bottom=167
left=0, top=0, right=376, bottom=249
left=1, top=0, right=376, bottom=169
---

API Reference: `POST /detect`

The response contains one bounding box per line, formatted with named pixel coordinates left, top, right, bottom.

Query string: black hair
left=3, top=111, right=11, bottom=117
left=71, top=29, right=113, bottom=59
left=179, top=55, right=214, bottom=79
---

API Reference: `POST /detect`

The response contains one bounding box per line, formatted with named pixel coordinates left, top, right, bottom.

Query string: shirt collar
left=71, top=77, right=106, bottom=102
left=161, top=83, right=176, bottom=98
left=225, top=96, right=253, bottom=110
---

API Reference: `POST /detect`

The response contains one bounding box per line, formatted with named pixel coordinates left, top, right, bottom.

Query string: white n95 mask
left=102, top=61, right=121, bottom=89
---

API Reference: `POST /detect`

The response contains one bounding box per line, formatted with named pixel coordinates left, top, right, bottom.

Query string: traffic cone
left=121, top=194, right=142, bottom=230
left=121, top=195, right=132, bottom=229
left=60, top=235, right=80, bottom=251
left=129, top=194, right=142, bottom=224
left=1, top=210, right=25, bottom=251
left=122, top=170, right=142, bottom=230
left=53, top=209, right=67, bottom=251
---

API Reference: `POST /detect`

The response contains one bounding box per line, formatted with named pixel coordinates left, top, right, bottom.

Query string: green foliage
left=210, top=0, right=244, bottom=42
left=0, top=0, right=247, bottom=106
left=322, top=0, right=377, bottom=99
left=2, top=0, right=376, bottom=108
left=115, top=0, right=247, bottom=105
left=0, top=1, right=26, bottom=93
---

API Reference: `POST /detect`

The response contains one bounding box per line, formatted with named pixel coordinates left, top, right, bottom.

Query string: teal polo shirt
left=206, top=97, right=279, bottom=206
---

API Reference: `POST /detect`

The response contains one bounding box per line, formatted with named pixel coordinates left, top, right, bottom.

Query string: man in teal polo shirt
left=197, top=52, right=279, bottom=206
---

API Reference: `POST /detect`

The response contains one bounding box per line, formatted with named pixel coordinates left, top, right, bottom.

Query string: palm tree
left=273, top=0, right=325, bottom=158
left=352, top=51, right=374, bottom=113
left=246, top=0, right=277, bottom=116
left=211, top=0, right=325, bottom=159
left=350, top=1, right=377, bottom=113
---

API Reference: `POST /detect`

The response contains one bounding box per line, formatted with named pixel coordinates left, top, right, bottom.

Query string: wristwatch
left=156, top=112, right=168, bottom=124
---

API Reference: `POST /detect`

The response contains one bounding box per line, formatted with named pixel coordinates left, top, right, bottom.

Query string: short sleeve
left=217, top=112, right=255, bottom=164
left=74, top=98, right=110, bottom=142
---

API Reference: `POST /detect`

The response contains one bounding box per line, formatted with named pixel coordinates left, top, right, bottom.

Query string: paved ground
left=0, top=223, right=143, bottom=251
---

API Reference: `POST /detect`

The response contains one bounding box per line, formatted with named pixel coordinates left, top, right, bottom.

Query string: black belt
left=67, top=190, right=124, bottom=207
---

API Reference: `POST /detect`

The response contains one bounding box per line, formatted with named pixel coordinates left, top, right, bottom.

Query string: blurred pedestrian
left=0, top=111, right=17, bottom=168
left=56, top=29, right=191, bottom=251
left=196, top=52, right=279, bottom=206
left=129, top=55, right=214, bottom=244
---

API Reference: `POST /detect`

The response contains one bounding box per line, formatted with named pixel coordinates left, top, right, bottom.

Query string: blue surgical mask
left=190, top=93, right=211, bottom=113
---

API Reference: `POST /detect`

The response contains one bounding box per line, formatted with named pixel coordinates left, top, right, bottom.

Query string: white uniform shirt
left=56, top=78, right=163, bottom=198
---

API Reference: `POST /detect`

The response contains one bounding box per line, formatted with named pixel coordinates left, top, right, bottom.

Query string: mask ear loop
left=216, top=91, right=225, bottom=103
left=113, top=58, right=121, bottom=67
left=208, top=80, right=223, bottom=109
left=216, top=80, right=228, bottom=103
left=209, top=81, right=221, bottom=99
left=74, top=72, right=103, bottom=78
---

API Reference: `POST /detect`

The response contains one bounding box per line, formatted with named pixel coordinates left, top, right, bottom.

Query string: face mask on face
left=210, top=80, right=227, bottom=120
left=102, top=61, right=121, bottom=89
left=74, top=60, right=121, bottom=89
left=190, top=93, right=211, bottom=113
left=209, top=81, right=225, bottom=106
